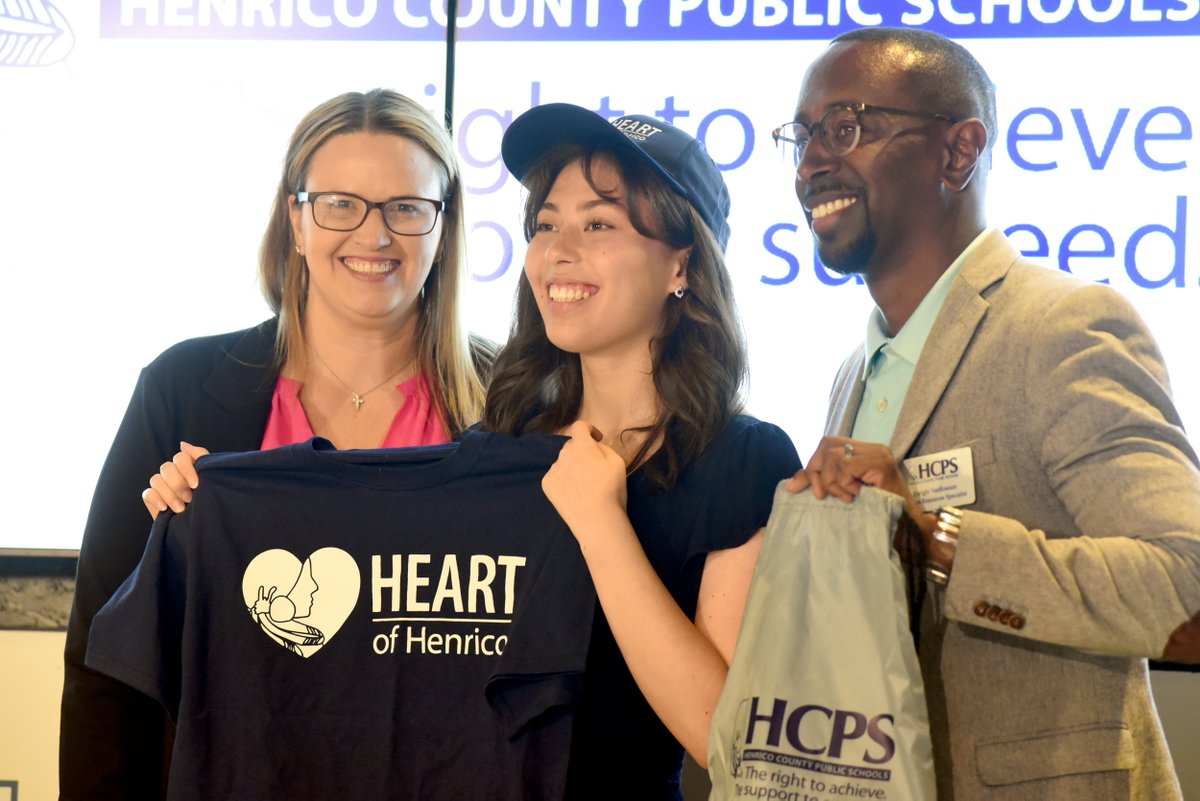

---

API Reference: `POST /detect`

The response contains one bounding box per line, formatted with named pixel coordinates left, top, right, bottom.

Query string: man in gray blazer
left=783, top=27, right=1200, bottom=800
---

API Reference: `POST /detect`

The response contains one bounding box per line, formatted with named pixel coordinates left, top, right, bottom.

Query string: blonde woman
left=61, top=89, right=490, bottom=798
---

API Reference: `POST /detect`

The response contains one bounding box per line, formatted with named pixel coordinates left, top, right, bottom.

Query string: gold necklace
left=310, top=347, right=416, bottom=413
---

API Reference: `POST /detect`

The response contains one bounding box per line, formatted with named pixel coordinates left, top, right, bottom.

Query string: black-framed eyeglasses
left=296, top=191, right=446, bottom=236
left=772, top=103, right=960, bottom=168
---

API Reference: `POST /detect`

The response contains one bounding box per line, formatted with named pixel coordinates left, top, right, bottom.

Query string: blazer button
left=974, top=601, right=990, bottom=617
left=986, top=605, right=1001, bottom=622
left=1009, top=615, right=1026, bottom=630
left=997, top=610, right=1012, bottom=625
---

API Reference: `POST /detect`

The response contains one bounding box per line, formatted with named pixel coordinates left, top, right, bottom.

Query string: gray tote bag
left=708, top=486, right=936, bottom=801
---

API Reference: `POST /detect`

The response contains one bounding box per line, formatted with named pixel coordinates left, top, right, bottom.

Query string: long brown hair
left=482, top=143, right=746, bottom=488
left=258, top=88, right=485, bottom=434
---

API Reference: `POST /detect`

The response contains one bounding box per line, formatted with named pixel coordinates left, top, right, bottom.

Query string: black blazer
left=61, top=319, right=280, bottom=799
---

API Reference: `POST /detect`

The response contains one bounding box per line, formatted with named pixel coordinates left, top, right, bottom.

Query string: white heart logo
left=241, top=548, right=360, bottom=658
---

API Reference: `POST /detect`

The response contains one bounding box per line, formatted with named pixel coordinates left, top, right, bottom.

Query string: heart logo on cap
left=241, top=547, right=360, bottom=658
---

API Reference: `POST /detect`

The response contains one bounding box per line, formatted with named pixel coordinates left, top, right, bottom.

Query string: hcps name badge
left=902, top=447, right=975, bottom=511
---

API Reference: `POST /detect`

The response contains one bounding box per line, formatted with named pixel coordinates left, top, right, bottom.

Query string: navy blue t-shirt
left=565, top=415, right=801, bottom=800
left=87, top=432, right=594, bottom=801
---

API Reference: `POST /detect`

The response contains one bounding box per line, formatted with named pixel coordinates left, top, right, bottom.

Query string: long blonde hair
left=259, top=89, right=485, bottom=434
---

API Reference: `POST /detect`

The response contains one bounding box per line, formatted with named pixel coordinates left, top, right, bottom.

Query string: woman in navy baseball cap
left=484, top=104, right=800, bottom=798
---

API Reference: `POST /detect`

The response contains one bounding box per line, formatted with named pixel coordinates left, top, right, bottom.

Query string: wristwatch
left=925, top=506, right=963, bottom=586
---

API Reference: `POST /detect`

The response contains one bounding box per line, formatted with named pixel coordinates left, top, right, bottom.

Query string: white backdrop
left=2, top=2, right=1197, bottom=549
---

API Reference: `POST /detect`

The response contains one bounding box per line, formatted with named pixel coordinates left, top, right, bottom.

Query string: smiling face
left=794, top=42, right=948, bottom=278
left=524, top=157, right=690, bottom=362
left=289, top=131, right=446, bottom=332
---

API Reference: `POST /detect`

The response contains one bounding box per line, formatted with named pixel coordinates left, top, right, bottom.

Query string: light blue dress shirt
left=851, top=231, right=990, bottom=445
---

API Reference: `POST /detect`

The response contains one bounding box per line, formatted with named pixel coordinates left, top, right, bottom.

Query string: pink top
left=260, top=372, right=451, bottom=450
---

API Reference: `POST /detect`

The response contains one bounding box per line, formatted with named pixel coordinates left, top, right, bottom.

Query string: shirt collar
left=860, top=230, right=990, bottom=380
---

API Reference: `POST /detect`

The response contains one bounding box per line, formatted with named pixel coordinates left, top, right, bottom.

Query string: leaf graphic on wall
left=0, top=0, right=74, bottom=67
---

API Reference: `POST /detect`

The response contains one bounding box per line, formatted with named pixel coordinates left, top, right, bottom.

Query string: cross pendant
left=352, top=394, right=365, bottom=412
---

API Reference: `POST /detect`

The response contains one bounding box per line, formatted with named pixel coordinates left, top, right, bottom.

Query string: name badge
left=902, top=447, right=975, bottom=511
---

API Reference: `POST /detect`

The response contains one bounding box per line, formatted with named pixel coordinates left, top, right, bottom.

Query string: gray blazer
left=824, top=230, right=1200, bottom=800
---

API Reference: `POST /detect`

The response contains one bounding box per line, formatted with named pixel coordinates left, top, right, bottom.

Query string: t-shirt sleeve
left=688, top=418, right=802, bottom=559
left=85, top=511, right=187, bottom=719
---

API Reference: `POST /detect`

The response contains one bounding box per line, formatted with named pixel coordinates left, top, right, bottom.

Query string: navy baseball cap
left=501, top=103, right=732, bottom=250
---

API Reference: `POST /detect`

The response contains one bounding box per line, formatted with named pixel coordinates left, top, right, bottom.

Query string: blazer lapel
left=825, top=344, right=867, bottom=438
left=202, top=318, right=280, bottom=413
left=889, top=231, right=1016, bottom=459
